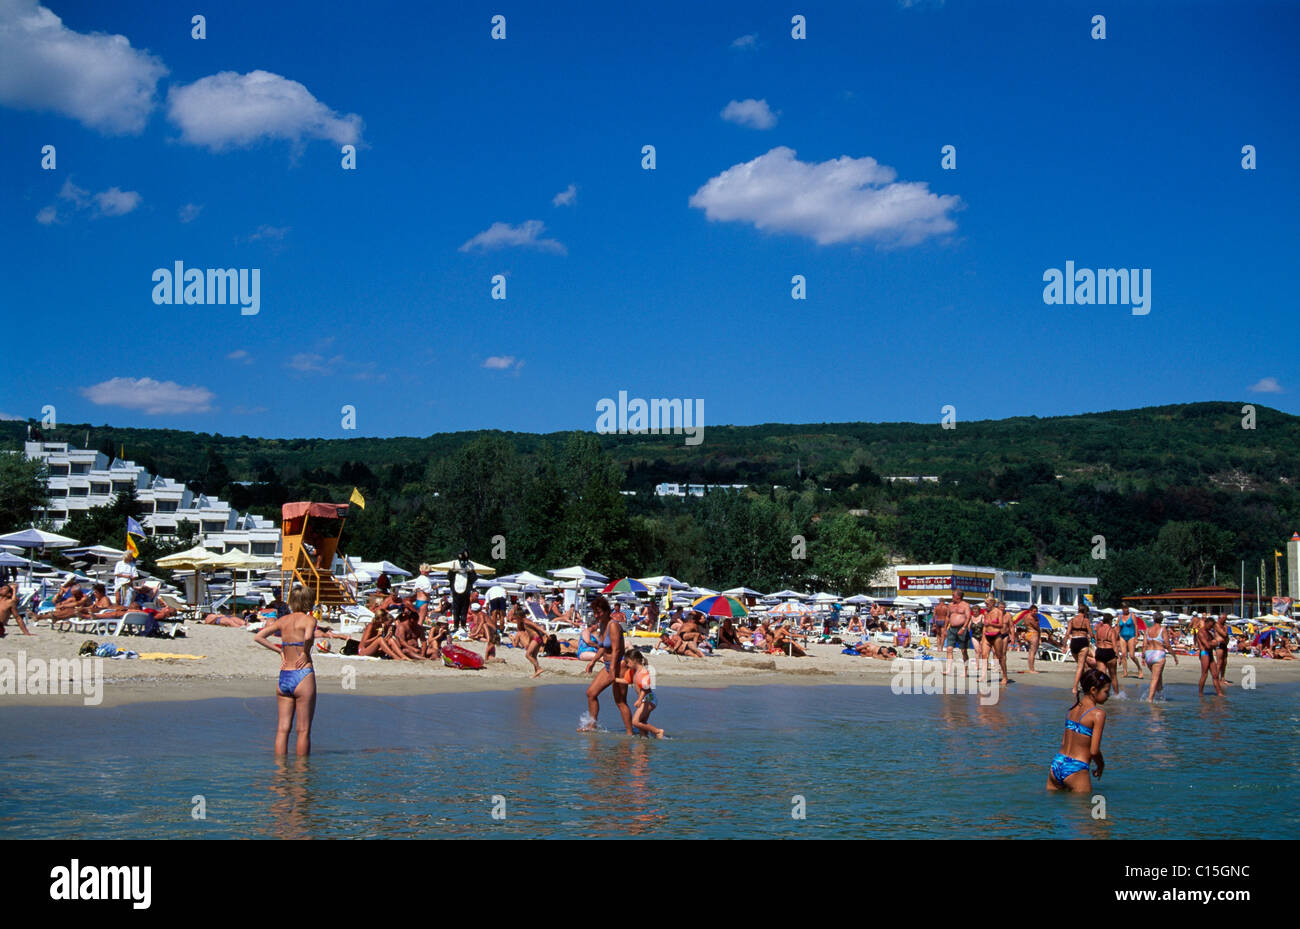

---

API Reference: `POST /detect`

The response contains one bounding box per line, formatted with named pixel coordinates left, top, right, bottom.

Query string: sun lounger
left=105, top=611, right=152, bottom=636
left=527, top=600, right=575, bottom=633
left=157, top=593, right=199, bottom=622
left=52, top=612, right=102, bottom=634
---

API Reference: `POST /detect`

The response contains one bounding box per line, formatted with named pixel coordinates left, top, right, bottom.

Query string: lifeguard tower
left=280, top=501, right=356, bottom=610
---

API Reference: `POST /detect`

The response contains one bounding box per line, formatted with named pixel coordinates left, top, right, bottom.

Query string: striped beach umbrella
left=691, top=594, right=748, bottom=618
left=602, top=577, right=650, bottom=594
left=768, top=601, right=805, bottom=614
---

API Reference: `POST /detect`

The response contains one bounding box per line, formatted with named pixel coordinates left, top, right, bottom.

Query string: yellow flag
left=1276, top=551, right=1284, bottom=557
left=349, top=487, right=365, bottom=509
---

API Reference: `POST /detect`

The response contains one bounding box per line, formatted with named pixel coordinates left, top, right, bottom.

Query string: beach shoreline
left=2, top=623, right=1297, bottom=708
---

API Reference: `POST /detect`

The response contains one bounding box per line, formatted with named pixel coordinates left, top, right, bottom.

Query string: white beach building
left=23, top=440, right=279, bottom=557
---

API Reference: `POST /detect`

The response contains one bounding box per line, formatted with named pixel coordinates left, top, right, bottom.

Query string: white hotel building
left=23, top=441, right=279, bottom=557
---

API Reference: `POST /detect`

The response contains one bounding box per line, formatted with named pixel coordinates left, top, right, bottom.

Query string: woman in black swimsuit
left=1068, top=604, right=1093, bottom=694
left=1093, top=613, right=1122, bottom=696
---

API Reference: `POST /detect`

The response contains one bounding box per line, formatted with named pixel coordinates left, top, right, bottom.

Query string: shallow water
left=1, top=681, right=1296, bottom=839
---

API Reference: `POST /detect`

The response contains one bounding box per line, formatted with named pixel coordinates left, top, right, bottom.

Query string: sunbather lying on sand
left=203, top=612, right=248, bottom=626
left=659, top=631, right=704, bottom=657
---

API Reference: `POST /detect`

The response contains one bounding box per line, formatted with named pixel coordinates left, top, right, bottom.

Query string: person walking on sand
left=254, top=586, right=319, bottom=756
left=581, top=595, right=633, bottom=734
left=981, top=597, right=1011, bottom=685
left=943, top=591, right=972, bottom=676
left=512, top=604, right=547, bottom=678
left=1015, top=604, right=1041, bottom=673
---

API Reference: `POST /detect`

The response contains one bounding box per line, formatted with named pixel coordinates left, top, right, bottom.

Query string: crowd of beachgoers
left=4, top=558, right=1297, bottom=789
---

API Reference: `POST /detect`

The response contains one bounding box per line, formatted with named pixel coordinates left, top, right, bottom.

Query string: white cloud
left=178, top=203, right=202, bottom=223
left=166, top=70, right=363, bottom=151
left=226, top=349, right=252, bottom=364
left=459, top=220, right=566, bottom=255
left=286, top=353, right=335, bottom=375
left=80, top=377, right=214, bottom=415
left=1249, top=377, right=1284, bottom=394
left=243, top=224, right=289, bottom=242
left=58, top=177, right=88, bottom=207
left=92, top=186, right=140, bottom=216
left=0, top=0, right=167, bottom=134
left=731, top=34, right=757, bottom=48
left=552, top=183, right=577, bottom=207
left=721, top=98, right=777, bottom=129
left=483, top=356, right=515, bottom=369
left=38, top=176, right=140, bottom=222
left=0, top=411, right=24, bottom=421
left=689, top=146, right=961, bottom=247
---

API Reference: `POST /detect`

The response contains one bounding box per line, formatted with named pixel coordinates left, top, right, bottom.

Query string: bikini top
left=1065, top=708, right=1096, bottom=737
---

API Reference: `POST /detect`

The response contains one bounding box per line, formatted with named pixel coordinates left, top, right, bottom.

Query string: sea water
left=1, top=682, right=1296, bottom=839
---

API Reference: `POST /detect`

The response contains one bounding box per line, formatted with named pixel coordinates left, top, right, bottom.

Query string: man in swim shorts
left=943, top=590, right=972, bottom=675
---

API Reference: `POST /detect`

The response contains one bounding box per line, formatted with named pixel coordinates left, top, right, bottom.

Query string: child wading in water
left=1047, top=667, right=1110, bottom=793
left=624, top=650, right=664, bottom=738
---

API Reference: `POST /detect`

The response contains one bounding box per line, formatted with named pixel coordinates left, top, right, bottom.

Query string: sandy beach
left=3, top=623, right=1298, bottom=707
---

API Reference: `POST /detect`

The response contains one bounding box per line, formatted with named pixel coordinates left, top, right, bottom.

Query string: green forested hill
left=2, top=401, right=1296, bottom=604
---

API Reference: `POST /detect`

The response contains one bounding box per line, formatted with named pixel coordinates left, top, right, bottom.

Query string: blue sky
left=2, top=0, right=1297, bottom=439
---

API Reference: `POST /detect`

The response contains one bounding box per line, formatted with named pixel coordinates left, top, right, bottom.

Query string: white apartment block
left=23, top=441, right=279, bottom=556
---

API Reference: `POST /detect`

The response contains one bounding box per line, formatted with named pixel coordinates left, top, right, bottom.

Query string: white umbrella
left=844, top=594, right=873, bottom=605
left=431, top=558, right=496, bottom=577
left=549, top=565, right=608, bottom=583
left=767, top=589, right=808, bottom=600
left=0, top=527, right=79, bottom=591
left=639, top=575, right=691, bottom=590
left=723, top=586, right=763, bottom=598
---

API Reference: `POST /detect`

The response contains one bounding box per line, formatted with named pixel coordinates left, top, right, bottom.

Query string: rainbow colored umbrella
left=691, top=594, right=748, bottom=618
left=603, top=577, right=650, bottom=594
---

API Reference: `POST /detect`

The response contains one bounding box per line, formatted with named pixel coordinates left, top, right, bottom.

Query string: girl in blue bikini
left=1046, top=667, right=1110, bottom=793
left=254, top=586, right=318, bottom=756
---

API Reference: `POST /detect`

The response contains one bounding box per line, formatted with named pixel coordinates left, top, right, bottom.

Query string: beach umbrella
left=0, top=527, right=79, bottom=590
left=637, top=575, right=690, bottom=590
left=691, top=594, right=748, bottom=618
left=548, top=565, right=608, bottom=583
left=603, top=577, right=650, bottom=594
left=0, top=551, right=29, bottom=567
left=722, top=586, right=763, bottom=598
left=767, top=589, right=808, bottom=600
left=156, top=544, right=223, bottom=611
left=431, top=558, right=496, bottom=576
left=768, top=601, right=805, bottom=616
left=844, top=594, right=873, bottom=605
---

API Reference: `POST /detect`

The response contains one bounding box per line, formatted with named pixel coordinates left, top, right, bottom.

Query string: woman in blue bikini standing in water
left=1047, top=667, right=1110, bottom=793
left=254, top=586, right=318, bottom=756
